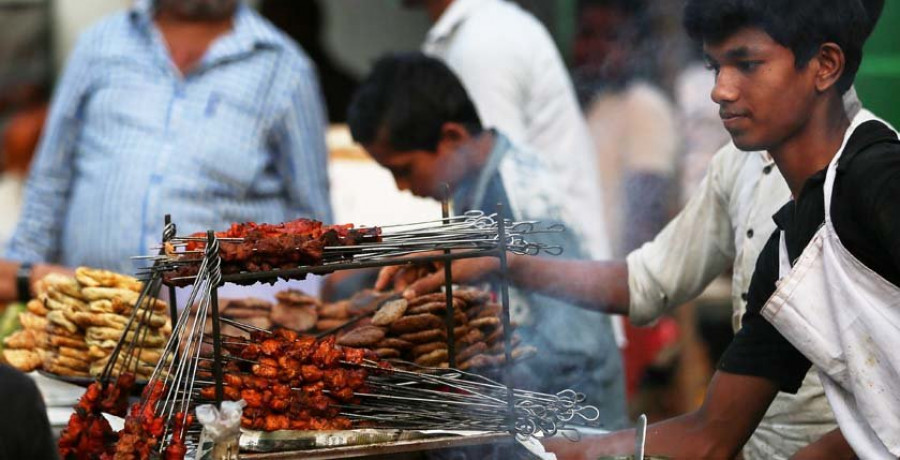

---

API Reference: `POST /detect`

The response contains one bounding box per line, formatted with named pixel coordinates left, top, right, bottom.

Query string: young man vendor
left=347, top=53, right=628, bottom=429
left=382, top=0, right=900, bottom=457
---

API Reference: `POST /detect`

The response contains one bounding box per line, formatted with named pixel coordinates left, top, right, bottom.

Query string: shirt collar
left=130, top=0, right=283, bottom=54
left=425, top=0, right=487, bottom=45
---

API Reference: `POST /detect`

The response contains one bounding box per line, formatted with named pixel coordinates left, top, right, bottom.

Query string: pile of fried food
left=165, top=218, right=381, bottom=284
left=2, top=267, right=170, bottom=379
left=335, top=286, right=536, bottom=370
left=197, top=329, right=377, bottom=431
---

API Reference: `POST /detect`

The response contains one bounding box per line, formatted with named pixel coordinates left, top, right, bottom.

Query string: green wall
left=856, top=1, right=900, bottom=126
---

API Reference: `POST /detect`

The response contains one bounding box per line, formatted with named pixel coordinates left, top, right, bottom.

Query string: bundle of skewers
left=143, top=212, right=564, bottom=285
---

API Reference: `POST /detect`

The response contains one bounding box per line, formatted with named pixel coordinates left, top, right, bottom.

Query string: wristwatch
left=16, top=262, right=33, bottom=304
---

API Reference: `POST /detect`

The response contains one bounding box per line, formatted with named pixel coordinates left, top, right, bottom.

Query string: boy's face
left=704, top=27, right=819, bottom=152
left=364, top=125, right=470, bottom=200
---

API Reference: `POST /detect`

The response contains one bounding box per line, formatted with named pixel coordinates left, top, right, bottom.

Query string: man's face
left=158, top=0, right=239, bottom=20
left=573, top=6, right=631, bottom=78
left=365, top=127, right=469, bottom=200
left=704, top=27, right=819, bottom=152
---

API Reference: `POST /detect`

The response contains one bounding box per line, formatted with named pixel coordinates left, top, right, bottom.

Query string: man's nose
left=394, top=176, right=409, bottom=192
left=711, top=70, right=740, bottom=105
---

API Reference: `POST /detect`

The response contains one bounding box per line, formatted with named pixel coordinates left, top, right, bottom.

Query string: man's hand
left=374, top=255, right=508, bottom=298
left=790, top=428, right=855, bottom=460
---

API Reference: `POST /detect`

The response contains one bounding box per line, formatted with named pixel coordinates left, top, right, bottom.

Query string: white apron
left=760, top=115, right=900, bottom=458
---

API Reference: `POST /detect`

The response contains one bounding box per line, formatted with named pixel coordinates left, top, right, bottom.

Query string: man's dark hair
left=683, top=0, right=870, bottom=94
left=348, top=53, right=482, bottom=152
left=577, top=0, right=644, bottom=16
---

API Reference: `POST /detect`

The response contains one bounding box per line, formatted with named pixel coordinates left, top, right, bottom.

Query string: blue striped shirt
left=6, top=1, right=332, bottom=274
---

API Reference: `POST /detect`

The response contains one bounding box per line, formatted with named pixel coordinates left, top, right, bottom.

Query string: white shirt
left=627, top=90, right=867, bottom=459
left=585, top=81, right=680, bottom=257
left=422, top=0, right=611, bottom=260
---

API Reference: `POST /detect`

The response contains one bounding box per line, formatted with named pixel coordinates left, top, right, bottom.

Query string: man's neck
left=770, top=96, right=851, bottom=197
left=155, top=10, right=234, bottom=75
left=426, top=0, right=456, bottom=23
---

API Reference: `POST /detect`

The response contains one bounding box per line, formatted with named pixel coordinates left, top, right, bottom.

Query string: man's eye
left=704, top=62, right=720, bottom=75
left=737, top=61, right=762, bottom=72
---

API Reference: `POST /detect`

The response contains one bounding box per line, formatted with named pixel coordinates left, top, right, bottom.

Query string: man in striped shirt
left=5, top=0, right=332, bottom=275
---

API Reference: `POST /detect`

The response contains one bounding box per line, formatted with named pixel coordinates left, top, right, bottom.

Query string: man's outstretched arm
left=544, top=371, right=779, bottom=459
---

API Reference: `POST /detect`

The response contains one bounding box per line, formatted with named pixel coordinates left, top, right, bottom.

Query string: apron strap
left=824, top=112, right=878, bottom=226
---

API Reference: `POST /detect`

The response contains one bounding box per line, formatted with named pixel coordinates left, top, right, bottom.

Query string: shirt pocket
left=186, top=91, right=271, bottom=196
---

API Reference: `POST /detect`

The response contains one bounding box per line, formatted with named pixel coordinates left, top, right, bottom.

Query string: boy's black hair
left=861, top=0, right=885, bottom=37
left=347, top=52, right=482, bottom=152
left=577, top=0, right=644, bottom=16
left=683, top=0, right=870, bottom=94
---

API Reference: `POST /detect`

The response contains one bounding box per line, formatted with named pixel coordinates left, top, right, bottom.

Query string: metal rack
left=158, top=203, right=521, bottom=432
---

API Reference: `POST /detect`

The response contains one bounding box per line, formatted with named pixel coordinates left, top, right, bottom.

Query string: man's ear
left=436, top=122, right=471, bottom=154
left=814, top=43, right=846, bottom=93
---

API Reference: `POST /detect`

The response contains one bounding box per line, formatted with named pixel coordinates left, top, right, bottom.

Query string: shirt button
left=741, top=292, right=749, bottom=302
left=763, top=165, right=773, bottom=174
left=746, top=229, right=754, bottom=238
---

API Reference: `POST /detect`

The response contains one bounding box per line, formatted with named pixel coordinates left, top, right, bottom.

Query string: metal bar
left=495, top=203, right=516, bottom=435
left=441, top=185, right=457, bottom=369
left=194, top=248, right=502, bottom=286
left=207, top=230, right=225, bottom=406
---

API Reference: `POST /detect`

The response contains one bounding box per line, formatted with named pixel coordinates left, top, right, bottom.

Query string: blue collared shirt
left=6, top=1, right=332, bottom=274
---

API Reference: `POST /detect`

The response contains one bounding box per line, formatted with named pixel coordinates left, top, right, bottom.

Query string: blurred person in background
left=350, top=52, right=627, bottom=430
left=571, top=0, right=681, bottom=404
left=380, top=1, right=889, bottom=457
left=259, top=0, right=358, bottom=124
left=402, top=0, right=612, bottom=265
left=5, top=0, right=332, bottom=279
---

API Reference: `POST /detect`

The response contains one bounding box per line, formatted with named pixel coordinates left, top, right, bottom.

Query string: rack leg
left=496, top=203, right=516, bottom=435
left=208, top=230, right=224, bottom=406
left=441, top=185, right=457, bottom=368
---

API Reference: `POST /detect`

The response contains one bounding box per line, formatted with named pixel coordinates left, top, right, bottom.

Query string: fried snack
left=58, top=346, right=91, bottom=361
left=374, top=348, right=401, bottom=359
left=469, top=317, right=501, bottom=330
left=371, top=298, right=408, bottom=326
left=26, top=299, right=49, bottom=316
left=72, top=311, right=168, bottom=330
left=18, top=312, right=49, bottom=331
left=49, top=335, right=88, bottom=349
left=389, top=313, right=444, bottom=334
left=414, top=348, right=449, bottom=367
left=41, top=273, right=84, bottom=300
left=411, top=341, right=447, bottom=357
left=47, top=310, right=79, bottom=334
left=375, top=338, right=413, bottom=350
left=44, top=361, right=90, bottom=378
left=275, top=289, right=320, bottom=306
left=3, top=349, right=42, bottom=372
left=49, top=354, right=91, bottom=371
left=315, top=318, right=347, bottom=331
left=47, top=289, right=89, bottom=311
left=318, top=301, right=350, bottom=320
left=407, top=293, right=447, bottom=308
left=407, top=298, right=468, bottom=315
left=455, top=328, right=485, bottom=348
left=484, top=326, right=505, bottom=346
left=457, top=342, right=487, bottom=362
left=3, top=329, right=37, bottom=349
left=398, top=328, right=446, bottom=344
left=336, top=326, right=386, bottom=347
left=75, top=266, right=142, bottom=292
left=80, top=287, right=141, bottom=303
left=270, top=303, right=317, bottom=331
left=452, top=287, right=491, bottom=305
left=85, top=327, right=166, bottom=348
left=46, top=323, right=83, bottom=338
left=88, top=345, right=111, bottom=360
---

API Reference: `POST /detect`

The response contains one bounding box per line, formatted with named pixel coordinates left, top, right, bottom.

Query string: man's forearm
left=509, top=256, right=630, bottom=315
left=790, top=428, right=855, bottom=460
